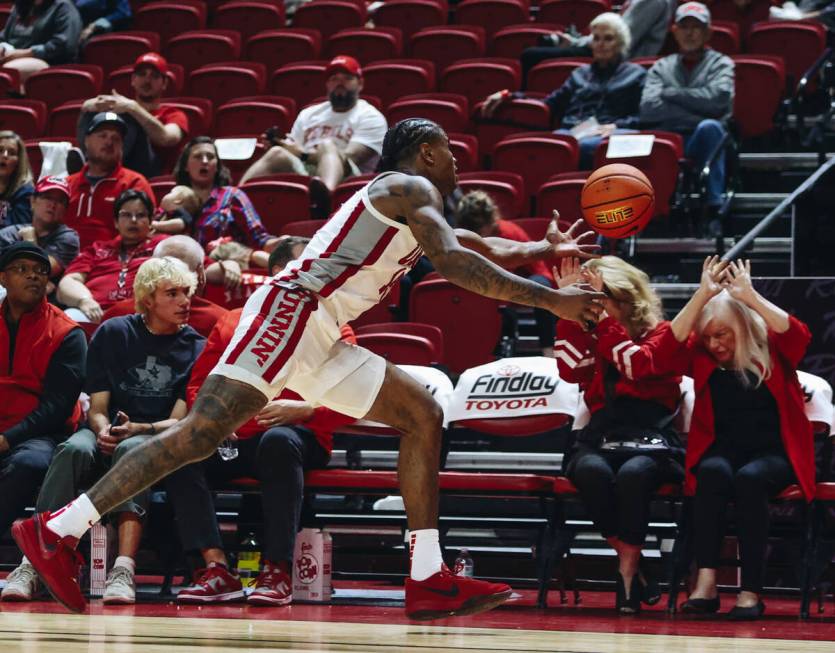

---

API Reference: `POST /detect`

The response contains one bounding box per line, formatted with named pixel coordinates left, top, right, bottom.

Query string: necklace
left=141, top=314, right=184, bottom=335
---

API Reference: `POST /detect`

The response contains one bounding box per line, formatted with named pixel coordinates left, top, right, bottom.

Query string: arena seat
left=732, top=55, right=786, bottom=139
left=512, top=216, right=552, bottom=240
left=458, top=170, right=526, bottom=219
left=211, top=1, right=285, bottom=40
left=25, top=65, right=103, bottom=106
left=161, top=96, right=214, bottom=136
left=269, top=61, right=329, bottom=108
left=0, top=100, right=47, bottom=139
left=536, top=171, right=588, bottom=220
left=328, top=174, right=373, bottom=213
left=278, top=219, right=324, bottom=237
left=293, top=0, right=366, bottom=40
left=490, top=23, right=565, bottom=59
left=526, top=58, right=591, bottom=94
left=708, top=19, right=741, bottom=55
left=440, top=58, right=521, bottom=106
left=409, top=25, right=486, bottom=77
left=240, top=179, right=312, bottom=231
left=0, top=69, right=21, bottom=96
left=245, top=29, right=322, bottom=71
left=165, top=30, right=242, bottom=73
left=746, top=21, right=827, bottom=88
left=213, top=99, right=292, bottom=137
left=82, top=31, right=161, bottom=75
left=536, top=0, right=609, bottom=30
left=372, top=0, right=447, bottom=40
left=46, top=101, right=83, bottom=138
left=362, top=60, right=436, bottom=109
left=188, top=62, right=267, bottom=106
left=471, top=98, right=553, bottom=160
left=148, top=176, right=176, bottom=204
left=25, top=137, right=78, bottom=178
left=326, top=27, right=404, bottom=63
left=448, top=132, right=480, bottom=172
left=386, top=93, right=469, bottom=133
left=709, top=0, right=770, bottom=37
left=355, top=332, right=438, bottom=366
left=632, top=56, right=659, bottom=70
left=133, top=1, right=207, bottom=45
left=108, top=63, right=185, bottom=97
left=354, top=322, right=444, bottom=363
left=454, top=0, right=531, bottom=38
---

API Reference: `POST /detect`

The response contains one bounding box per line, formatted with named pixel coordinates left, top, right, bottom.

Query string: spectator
left=0, top=242, right=85, bottom=558
left=0, top=131, right=34, bottom=228
left=167, top=245, right=353, bottom=606
left=77, top=54, right=188, bottom=178
left=0, top=176, right=79, bottom=299
left=58, top=189, right=166, bottom=323
left=240, top=55, right=388, bottom=217
left=154, top=137, right=281, bottom=281
left=483, top=14, right=646, bottom=168
left=0, top=0, right=82, bottom=85
left=65, top=112, right=155, bottom=249
left=77, top=0, right=132, bottom=43
left=456, top=191, right=557, bottom=357
left=102, top=234, right=227, bottom=337
left=640, top=2, right=734, bottom=236
left=554, top=255, right=683, bottom=614
left=653, top=257, right=814, bottom=620
left=2, top=256, right=204, bottom=604
left=522, top=0, right=676, bottom=80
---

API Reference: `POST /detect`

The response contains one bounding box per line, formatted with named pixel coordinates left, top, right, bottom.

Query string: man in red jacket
left=0, top=242, right=85, bottom=546
left=65, top=112, right=155, bottom=249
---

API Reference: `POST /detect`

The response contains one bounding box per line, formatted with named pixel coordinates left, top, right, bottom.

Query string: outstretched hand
left=554, top=257, right=583, bottom=289
left=723, top=258, right=755, bottom=303
left=698, top=255, right=727, bottom=299
left=545, top=212, right=601, bottom=261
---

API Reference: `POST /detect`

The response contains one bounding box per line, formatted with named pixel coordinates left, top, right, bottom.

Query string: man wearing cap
left=0, top=176, right=79, bottom=301
left=65, top=112, right=156, bottom=250
left=240, top=55, right=387, bottom=217
left=640, top=1, right=735, bottom=236
left=78, top=53, right=189, bottom=178
left=0, top=242, right=85, bottom=544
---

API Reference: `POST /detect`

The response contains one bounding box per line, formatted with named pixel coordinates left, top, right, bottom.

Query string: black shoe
left=726, top=601, right=765, bottom=620
left=66, top=147, right=85, bottom=175
left=536, top=33, right=559, bottom=47
left=638, top=560, right=661, bottom=606
left=680, top=597, right=720, bottom=614
left=309, top=176, right=331, bottom=220
left=615, top=574, right=641, bottom=615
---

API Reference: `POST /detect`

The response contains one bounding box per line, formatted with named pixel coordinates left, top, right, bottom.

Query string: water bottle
left=236, top=532, right=261, bottom=588
left=453, top=548, right=474, bottom=577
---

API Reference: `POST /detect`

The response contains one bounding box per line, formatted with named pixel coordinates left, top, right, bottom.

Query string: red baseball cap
left=35, top=175, right=70, bottom=201
left=133, top=52, right=169, bottom=76
left=326, top=55, right=362, bottom=78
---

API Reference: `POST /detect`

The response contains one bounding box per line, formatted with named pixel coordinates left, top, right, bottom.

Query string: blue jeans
left=683, top=119, right=727, bottom=208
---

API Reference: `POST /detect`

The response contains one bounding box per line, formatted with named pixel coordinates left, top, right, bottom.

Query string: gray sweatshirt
left=639, top=49, right=735, bottom=132
left=1, top=0, right=82, bottom=64
left=577, top=0, right=677, bottom=58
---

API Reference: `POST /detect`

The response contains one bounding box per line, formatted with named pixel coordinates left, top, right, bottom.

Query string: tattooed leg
left=87, top=375, right=267, bottom=515
left=362, top=362, right=443, bottom=530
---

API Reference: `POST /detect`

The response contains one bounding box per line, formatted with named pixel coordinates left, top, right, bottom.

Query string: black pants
left=693, top=452, right=795, bottom=592
left=521, top=44, right=593, bottom=87
left=529, top=274, right=557, bottom=348
left=0, top=436, right=58, bottom=536
left=567, top=448, right=682, bottom=545
left=164, top=426, right=330, bottom=564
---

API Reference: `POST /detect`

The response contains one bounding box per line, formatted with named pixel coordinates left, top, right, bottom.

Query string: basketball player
left=13, top=119, right=605, bottom=620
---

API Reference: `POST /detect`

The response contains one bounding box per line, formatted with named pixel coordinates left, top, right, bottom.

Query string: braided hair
left=377, top=118, right=446, bottom=172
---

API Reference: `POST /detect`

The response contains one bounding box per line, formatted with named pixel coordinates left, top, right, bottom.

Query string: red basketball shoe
left=11, top=513, right=86, bottom=613
left=404, top=566, right=512, bottom=620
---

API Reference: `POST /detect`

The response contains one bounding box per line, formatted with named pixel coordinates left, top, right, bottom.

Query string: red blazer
left=652, top=315, right=814, bottom=500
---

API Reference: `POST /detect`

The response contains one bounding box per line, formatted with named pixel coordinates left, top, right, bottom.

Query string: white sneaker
left=103, top=566, right=136, bottom=605
left=1, top=562, right=39, bottom=601
left=373, top=495, right=405, bottom=511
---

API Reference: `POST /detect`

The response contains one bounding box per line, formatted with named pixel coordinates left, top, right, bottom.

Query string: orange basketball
left=580, top=164, right=655, bottom=239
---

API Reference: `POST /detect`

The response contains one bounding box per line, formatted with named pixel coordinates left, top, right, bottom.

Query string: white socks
left=113, top=556, right=136, bottom=575
left=409, top=529, right=444, bottom=581
left=46, top=494, right=101, bottom=540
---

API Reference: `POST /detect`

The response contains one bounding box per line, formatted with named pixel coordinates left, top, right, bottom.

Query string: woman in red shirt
left=653, top=257, right=813, bottom=620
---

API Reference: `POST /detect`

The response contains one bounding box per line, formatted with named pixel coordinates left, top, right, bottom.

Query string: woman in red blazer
left=653, top=256, right=813, bottom=620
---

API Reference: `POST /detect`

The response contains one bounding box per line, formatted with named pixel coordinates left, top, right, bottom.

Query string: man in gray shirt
left=640, top=2, right=735, bottom=235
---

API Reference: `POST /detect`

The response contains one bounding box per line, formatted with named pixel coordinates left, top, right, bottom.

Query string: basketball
left=580, top=163, right=655, bottom=239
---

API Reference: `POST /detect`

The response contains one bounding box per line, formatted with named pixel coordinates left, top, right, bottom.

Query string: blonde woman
left=0, top=131, right=34, bottom=227
left=651, top=257, right=814, bottom=620
left=554, top=255, right=684, bottom=614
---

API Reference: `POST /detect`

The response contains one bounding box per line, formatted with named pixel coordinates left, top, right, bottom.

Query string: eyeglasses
left=3, top=263, right=50, bottom=276
left=117, top=211, right=151, bottom=221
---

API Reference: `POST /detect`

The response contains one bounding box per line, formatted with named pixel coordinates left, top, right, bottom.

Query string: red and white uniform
left=212, top=173, right=423, bottom=417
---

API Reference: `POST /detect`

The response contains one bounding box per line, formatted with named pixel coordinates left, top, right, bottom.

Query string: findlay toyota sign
left=447, top=357, right=580, bottom=421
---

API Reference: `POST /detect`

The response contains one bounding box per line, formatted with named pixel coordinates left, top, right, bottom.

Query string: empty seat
left=326, top=27, right=403, bottom=63
left=410, top=26, right=486, bottom=76
left=448, top=132, right=479, bottom=172
left=355, top=332, right=437, bottom=366
left=709, top=0, right=769, bottom=37
left=362, top=60, right=436, bottom=109
left=457, top=170, right=525, bottom=219
left=454, top=0, right=530, bottom=37
left=214, top=99, right=292, bottom=137
left=293, top=0, right=366, bottom=40
left=536, top=171, right=588, bottom=219
left=329, top=174, right=374, bottom=212
left=246, top=29, right=321, bottom=72
left=212, top=1, right=284, bottom=40
left=373, top=0, right=446, bottom=40
left=0, top=69, right=21, bottom=97
left=149, top=176, right=176, bottom=204
left=355, top=321, right=444, bottom=362
left=440, top=58, right=521, bottom=106
left=386, top=93, right=468, bottom=133
left=165, top=30, right=242, bottom=73
left=82, top=31, right=161, bottom=75
left=47, top=101, right=83, bottom=138
left=279, top=219, right=324, bottom=237
left=240, top=180, right=312, bottom=231
left=162, top=97, right=214, bottom=135
left=25, top=65, right=103, bottom=107
left=747, top=21, right=827, bottom=86
left=188, top=62, right=266, bottom=106
left=490, top=23, right=564, bottom=58
left=526, top=57, right=591, bottom=94
left=0, top=100, right=47, bottom=139
left=472, top=97, right=552, bottom=156
left=732, top=55, right=786, bottom=139
left=134, top=2, right=207, bottom=45
left=269, top=61, right=329, bottom=108
left=107, top=63, right=185, bottom=98
left=708, top=19, right=740, bottom=55
left=536, top=0, right=609, bottom=30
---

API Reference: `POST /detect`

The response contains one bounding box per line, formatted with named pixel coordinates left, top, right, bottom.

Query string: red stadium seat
left=108, top=63, right=185, bottom=98
left=362, top=60, right=435, bottom=109
left=440, top=58, right=521, bottom=106
left=0, top=100, right=47, bottom=139
left=25, top=137, right=78, bottom=178
left=188, top=62, right=266, bottom=106
left=410, top=26, right=486, bottom=76
left=355, top=332, right=437, bottom=366
left=269, top=61, right=329, bottom=108
left=355, top=321, right=444, bottom=362
left=214, top=99, right=292, bottom=137
left=490, top=23, right=564, bottom=58
left=387, top=93, right=469, bottom=133
left=211, top=1, right=284, bottom=40
left=25, top=65, right=103, bottom=106
left=161, top=97, right=213, bottom=135
left=536, top=171, right=588, bottom=219
left=471, top=98, right=552, bottom=158
left=732, top=55, right=786, bottom=139
left=330, top=174, right=374, bottom=212
left=279, top=219, right=324, bottom=237
left=326, top=27, right=403, bottom=63
left=373, top=0, right=446, bottom=40
left=512, top=217, right=551, bottom=240
left=82, top=31, right=161, bottom=75
left=632, top=56, right=659, bottom=70
left=710, top=0, right=769, bottom=37
left=458, top=170, right=525, bottom=218
left=165, top=30, right=242, bottom=73
left=293, top=0, right=366, bottom=40
left=454, top=0, right=530, bottom=38
left=134, top=2, right=207, bottom=45
left=240, top=180, right=312, bottom=231
left=492, top=133, right=579, bottom=211
left=746, top=21, right=827, bottom=86
left=526, top=57, right=590, bottom=94
left=0, top=69, right=21, bottom=96
left=245, top=30, right=322, bottom=71
left=708, top=19, right=740, bottom=55
left=46, top=101, right=83, bottom=138
left=149, top=176, right=176, bottom=204
left=448, top=132, right=479, bottom=172
left=536, top=0, right=608, bottom=30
